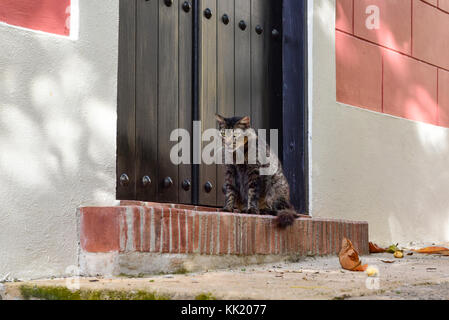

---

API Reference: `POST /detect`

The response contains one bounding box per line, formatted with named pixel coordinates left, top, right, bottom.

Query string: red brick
left=161, top=209, right=170, bottom=253
left=237, top=216, right=243, bottom=255
left=219, top=214, right=229, bottom=254
left=306, top=220, right=313, bottom=255
left=283, top=227, right=290, bottom=254
left=354, top=0, right=412, bottom=54
left=142, top=207, right=151, bottom=252
left=264, top=219, right=271, bottom=254
left=230, top=215, right=237, bottom=254
left=306, top=220, right=312, bottom=255
left=353, top=223, right=358, bottom=253
left=278, top=229, right=284, bottom=255
left=439, top=0, right=449, bottom=12
left=324, top=221, right=329, bottom=255
left=279, top=229, right=285, bottom=255
left=119, top=210, right=127, bottom=252
left=211, top=214, right=219, bottom=255
left=336, top=31, right=383, bottom=112
left=299, top=220, right=306, bottom=256
left=133, top=208, right=142, bottom=252
left=254, top=218, right=263, bottom=254
left=347, top=221, right=352, bottom=241
left=193, top=213, right=200, bottom=253
left=241, top=217, right=248, bottom=255
left=332, top=221, right=338, bottom=254
left=336, top=0, right=353, bottom=33
left=383, top=49, right=438, bottom=124
left=324, top=221, right=330, bottom=255
left=335, top=221, right=341, bottom=253
left=270, top=219, right=276, bottom=254
left=187, top=212, right=195, bottom=253
left=170, top=209, right=180, bottom=253
left=200, top=215, right=207, bottom=254
left=179, top=210, right=187, bottom=253
left=153, top=208, right=163, bottom=253
left=438, top=69, right=449, bottom=127
left=292, top=221, right=298, bottom=254
left=80, top=207, right=123, bottom=253
left=413, top=0, right=449, bottom=70
left=318, top=221, right=324, bottom=255
left=205, top=214, right=212, bottom=254
left=248, top=217, right=256, bottom=255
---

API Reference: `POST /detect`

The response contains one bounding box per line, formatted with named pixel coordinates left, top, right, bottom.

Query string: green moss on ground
left=195, top=292, right=217, bottom=300
left=19, top=285, right=171, bottom=300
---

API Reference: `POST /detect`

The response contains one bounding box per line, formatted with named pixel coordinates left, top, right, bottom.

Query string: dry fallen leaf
left=339, top=238, right=366, bottom=272
left=353, top=264, right=368, bottom=272
left=369, top=242, right=387, bottom=253
left=381, top=260, right=395, bottom=264
left=412, top=246, right=449, bottom=255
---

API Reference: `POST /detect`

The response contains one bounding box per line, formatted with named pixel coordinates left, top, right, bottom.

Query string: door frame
left=281, top=0, right=308, bottom=213
left=116, top=0, right=309, bottom=213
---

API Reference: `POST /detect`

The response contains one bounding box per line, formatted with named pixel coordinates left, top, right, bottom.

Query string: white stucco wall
left=0, top=0, right=119, bottom=279
left=309, top=0, right=449, bottom=246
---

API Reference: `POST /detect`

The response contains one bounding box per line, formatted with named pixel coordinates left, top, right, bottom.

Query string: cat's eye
left=220, top=129, right=227, bottom=137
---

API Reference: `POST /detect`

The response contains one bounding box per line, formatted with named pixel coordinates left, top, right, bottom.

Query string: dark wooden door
left=117, top=0, right=193, bottom=204
left=117, top=0, right=283, bottom=207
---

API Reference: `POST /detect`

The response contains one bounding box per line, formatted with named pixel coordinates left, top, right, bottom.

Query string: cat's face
left=215, top=114, right=251, bottom=150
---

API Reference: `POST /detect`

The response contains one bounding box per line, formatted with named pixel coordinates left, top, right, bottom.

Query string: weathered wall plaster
left=0, top=0, right=119, bottom=280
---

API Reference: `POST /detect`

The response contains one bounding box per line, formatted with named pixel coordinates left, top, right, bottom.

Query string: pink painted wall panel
left=422, top=0, right=438, bottom=6
left=336, top=0, right=353, bottom=33
left=0, top=0, right=71, bottom=36
left=438, top=69, right=449, bottom=127
left=383, top=50, right=438, bottom=125
left=413, top=0, right=449, bottom=70
left=337, top=0, right=449, bottom=128
left=336, top=31, right=383, bottom=112
left=439, top=0, right=449, bottom=12
left=354, top=0, right=412, bottom=55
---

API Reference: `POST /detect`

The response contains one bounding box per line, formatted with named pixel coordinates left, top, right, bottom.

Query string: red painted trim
left=0, top=0, right=71, bottom=36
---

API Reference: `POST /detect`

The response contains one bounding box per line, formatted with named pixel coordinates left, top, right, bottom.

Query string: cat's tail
left=275, top=209, right=299, bottom=229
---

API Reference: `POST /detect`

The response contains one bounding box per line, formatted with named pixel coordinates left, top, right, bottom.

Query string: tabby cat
left=216, top=114, right=300, bottom=228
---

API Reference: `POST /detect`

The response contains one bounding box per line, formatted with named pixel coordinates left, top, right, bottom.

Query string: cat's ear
left=238, top=116, right=251, bottom=127
left=215, top=114, right=225, bottom=124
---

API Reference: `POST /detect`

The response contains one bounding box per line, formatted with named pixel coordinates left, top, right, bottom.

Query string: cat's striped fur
left=216, top=114, right=299, bottom=228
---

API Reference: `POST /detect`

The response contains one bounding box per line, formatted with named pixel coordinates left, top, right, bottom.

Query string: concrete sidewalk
left=2, top=253, right=449, bottom=300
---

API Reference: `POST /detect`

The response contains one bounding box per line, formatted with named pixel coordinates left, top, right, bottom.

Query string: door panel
left=216, top=0, right=235, bottom=206
left=178, top=0, right=193, bottom=204
left=251, top=0, right=270, bottom=131
left=199, top=0, right=218, bottom=206
left=135, top=0, right=158, bottom=201
left=234, top=0, right=251, bottom=118
left=117, top=0, right=136, bottom=200
left=158, top=0, right=180, bottom=203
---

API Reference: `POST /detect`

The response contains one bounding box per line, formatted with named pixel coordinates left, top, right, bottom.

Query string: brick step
left=77, top=202, right=368, bottom=276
